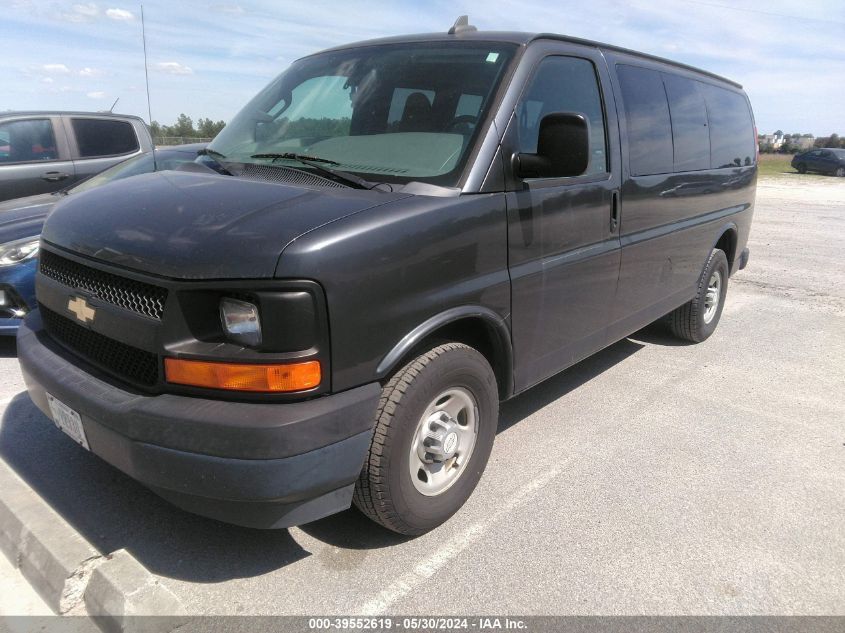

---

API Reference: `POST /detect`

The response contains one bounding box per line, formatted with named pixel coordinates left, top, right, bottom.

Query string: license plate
left=46, top=393, right=89, bottom=451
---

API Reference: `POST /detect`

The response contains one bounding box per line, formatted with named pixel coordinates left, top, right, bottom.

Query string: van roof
left=316, top=30, right=742, bottom=89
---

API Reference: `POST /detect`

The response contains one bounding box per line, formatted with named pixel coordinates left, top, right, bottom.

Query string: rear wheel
left=667, top=249, right=729, bottom=343
left=353, top=342, right=498, bottom=535
left=796, top=163, right=807, bottom=174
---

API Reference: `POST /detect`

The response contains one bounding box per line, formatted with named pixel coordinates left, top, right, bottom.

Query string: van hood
left=41, top=170, right=410, bottom=279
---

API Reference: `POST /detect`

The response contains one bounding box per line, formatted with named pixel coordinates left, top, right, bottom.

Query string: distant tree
left=825, top=133, right=840, bottom=148
left=149, top=115, right=228, bottom=143
left=171, top=113, right=195, bottom=138
left=774, top=129, right=784, bottom=136
left=196, top=118, right=226, bottom=139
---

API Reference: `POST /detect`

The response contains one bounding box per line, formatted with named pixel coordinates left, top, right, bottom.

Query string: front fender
left=375, top=305, right=513, bottom=398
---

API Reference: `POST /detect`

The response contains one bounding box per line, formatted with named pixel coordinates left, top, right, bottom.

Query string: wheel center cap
left=443, top=431, right=459, bottom=456
left=418, top=412, right=461, bottom=463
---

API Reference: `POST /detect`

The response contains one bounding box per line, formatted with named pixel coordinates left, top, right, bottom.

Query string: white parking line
left=357, top=464, right=565, bottom=616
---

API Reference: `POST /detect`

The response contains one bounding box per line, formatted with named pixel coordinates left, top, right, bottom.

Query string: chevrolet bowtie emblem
left=67, top=296, right=96, bottom=324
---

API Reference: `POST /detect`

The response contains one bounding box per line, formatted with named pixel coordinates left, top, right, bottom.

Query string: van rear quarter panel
left=276, top=193, right=510, bottom=393
left=603, top=50, right=756, bottom=329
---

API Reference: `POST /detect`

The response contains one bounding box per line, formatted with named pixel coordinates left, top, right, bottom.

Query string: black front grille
left=41, top=305, right=159, bottom=387
left=39, top=250, right=167, bottom=320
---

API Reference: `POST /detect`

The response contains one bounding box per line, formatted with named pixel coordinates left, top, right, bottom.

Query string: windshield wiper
left=198, top=148, right=227, bottom=159
left=196, top=148, right=233, bottom=176
left=250, top=152, right=372, bottom=190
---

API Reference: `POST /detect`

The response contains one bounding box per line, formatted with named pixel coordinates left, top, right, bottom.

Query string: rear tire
left=667, top=249, right=729, bottom=343
left=353, top=342, right=498, bottom=535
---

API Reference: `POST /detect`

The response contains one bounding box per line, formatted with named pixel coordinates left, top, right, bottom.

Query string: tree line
left=150, top=114, right=226, bottom=141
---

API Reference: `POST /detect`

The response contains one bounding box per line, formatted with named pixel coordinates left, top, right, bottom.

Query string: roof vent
left=448, top=15, right=477, bottom=35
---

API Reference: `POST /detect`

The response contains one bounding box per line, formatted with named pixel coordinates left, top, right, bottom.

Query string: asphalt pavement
left=0, top=173, right=842, bottom=617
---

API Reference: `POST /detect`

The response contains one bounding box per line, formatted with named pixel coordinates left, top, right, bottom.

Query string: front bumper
left=17, top=312, right=381, bottom=528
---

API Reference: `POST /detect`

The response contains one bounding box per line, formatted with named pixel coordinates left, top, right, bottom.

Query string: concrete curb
left=0, top=456, right=186, bottom=632
left=84, top=550, right=187, bottom=632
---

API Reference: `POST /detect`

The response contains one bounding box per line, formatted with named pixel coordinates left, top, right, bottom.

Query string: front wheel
left=796, top=163, right=807, bottom=174
left=835, top=166, right=845, bottom=177
left=667, top=249, right=729, bottom=343
left=353, top=342, right=498, bottom=535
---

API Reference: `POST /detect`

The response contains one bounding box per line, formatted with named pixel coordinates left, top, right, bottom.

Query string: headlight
left=220, top=297, right=262, bottom=346
left=0, top=237, right=40, bottom=267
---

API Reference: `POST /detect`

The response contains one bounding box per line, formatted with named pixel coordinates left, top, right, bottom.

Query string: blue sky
left=3, top=0, right=844, bottom=135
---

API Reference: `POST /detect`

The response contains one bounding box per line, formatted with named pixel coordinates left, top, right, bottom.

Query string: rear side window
left=616, top=65, right=673, bottom=176
left=71, top=118, right=139, bottom=158
left=700, top=85, right=754, bottom=168
left=517, top=56, right=608, bottom=176
left=663, top=74, right=710, bottom=172
left=0, top=119, right=58, bottom=163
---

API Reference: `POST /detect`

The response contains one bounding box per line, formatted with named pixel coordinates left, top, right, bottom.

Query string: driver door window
left=516, top=56, right=608, bottom=176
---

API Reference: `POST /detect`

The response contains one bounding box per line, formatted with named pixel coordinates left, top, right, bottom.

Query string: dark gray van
left=18, top=20, right=756, bottom=535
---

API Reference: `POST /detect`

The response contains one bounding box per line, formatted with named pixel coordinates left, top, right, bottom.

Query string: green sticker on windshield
left=486, top=52, right=499, bottom=63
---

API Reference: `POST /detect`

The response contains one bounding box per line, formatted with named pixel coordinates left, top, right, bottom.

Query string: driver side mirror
left=512, top=112, right=590, bottom=179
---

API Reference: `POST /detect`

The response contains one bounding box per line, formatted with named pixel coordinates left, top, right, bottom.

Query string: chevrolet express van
left=18, top=20, right=756, bottom=535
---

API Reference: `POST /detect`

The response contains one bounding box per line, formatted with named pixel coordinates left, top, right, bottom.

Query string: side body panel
left=500, top=42, right=624, bottom=392
left=602, top=50, right=757, bottom=343
left=275, top=194, right=511, bottom=394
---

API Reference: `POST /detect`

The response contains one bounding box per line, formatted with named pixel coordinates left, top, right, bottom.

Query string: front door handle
left=41, top=171, right=70, bottom=182
left=610, top=190, right=620, bottom=233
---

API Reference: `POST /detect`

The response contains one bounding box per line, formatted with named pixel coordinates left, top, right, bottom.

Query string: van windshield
left=208, top=42, right=517, bottom=187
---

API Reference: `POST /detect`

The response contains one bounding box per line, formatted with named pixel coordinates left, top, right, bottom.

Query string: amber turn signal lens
left=164, top=358, right=321, bottom=392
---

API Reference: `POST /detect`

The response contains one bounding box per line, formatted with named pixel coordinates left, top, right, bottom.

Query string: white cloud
left=105, top=8, right=134, bottom=21
left=60, top=2, right=99, bottom=23
left=41, top=64, right=71, bottom=74
left=87, top=91, right=107, bottom=99
left=79, top=67, right=102, bottom=77
left=40, top=77, right=54, bottom=84
left=73, top=3, right=99, bottom=17
left=154, top=61, right=193, bottom=75
left=211, top=3, right=245, bottom=15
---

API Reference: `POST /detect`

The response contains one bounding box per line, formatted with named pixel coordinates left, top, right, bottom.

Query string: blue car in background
left=0, top=143, right=206, bottom=334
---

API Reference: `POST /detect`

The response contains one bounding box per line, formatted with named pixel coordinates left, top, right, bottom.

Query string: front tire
left=353, top=342, right=498, bottom=535
left=796, top=163, right=807, bottom=174
left=835, top=167, right=845, bottom=177
left=667, top=249, right=729, bottom=343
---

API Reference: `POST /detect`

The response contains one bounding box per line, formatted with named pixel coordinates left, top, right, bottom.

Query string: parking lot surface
left=0, top=174, right=843, bottom=616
